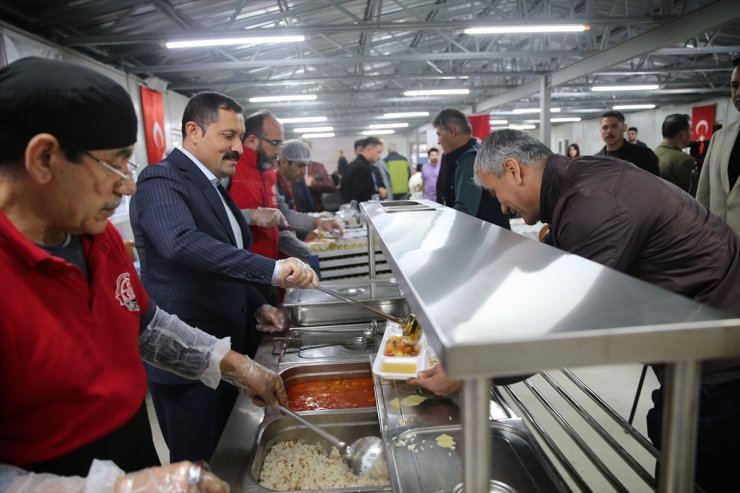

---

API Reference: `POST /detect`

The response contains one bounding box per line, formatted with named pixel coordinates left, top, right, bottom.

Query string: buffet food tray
left=284, top=280, right=408, bottom=326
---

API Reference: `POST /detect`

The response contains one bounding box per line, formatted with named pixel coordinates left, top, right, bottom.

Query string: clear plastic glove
left=255, top=304, right=288, bottom=333
left=115, top=461, right=229, bottom=493
left=219, top=351, right=288, bottom=408
left=407, top=363, right=462, bottom=397
left=315, top=216, right=344, bottom=237
left=245, top=207, right=287, bottom=228
left=273, top=257, right=319, bottom=289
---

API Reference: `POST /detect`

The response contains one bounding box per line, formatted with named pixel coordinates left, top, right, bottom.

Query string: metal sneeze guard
left=361, top=199, right=740, bottom=493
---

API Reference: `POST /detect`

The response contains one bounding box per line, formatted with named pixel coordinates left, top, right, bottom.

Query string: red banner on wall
left=140, top=87, right=166, bottom=164
left=691, top=103, right=716, bottom=143
left=468, top=114, right=491, bottom=141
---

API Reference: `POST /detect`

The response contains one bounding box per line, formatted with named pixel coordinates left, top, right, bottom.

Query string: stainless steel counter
left=360, top=199, right=740, bottom=492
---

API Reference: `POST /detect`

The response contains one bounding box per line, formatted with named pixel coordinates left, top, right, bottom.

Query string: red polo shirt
left=229, top=146, right=280, bottom=259
left=0, top=212, right=149, bottom=466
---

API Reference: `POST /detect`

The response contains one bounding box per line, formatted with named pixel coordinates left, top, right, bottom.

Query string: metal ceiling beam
left=129, top=50, right=583, bottom=74
left=60, top=16, right=666, bottom=46
left=476, top=0, right=740, bottom=112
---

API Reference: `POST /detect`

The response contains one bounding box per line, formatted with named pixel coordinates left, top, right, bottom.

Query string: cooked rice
left=259, top=440, right=390, bottom=491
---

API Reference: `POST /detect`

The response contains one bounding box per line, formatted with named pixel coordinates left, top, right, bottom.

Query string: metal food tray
left=387, top=421, right=567, bottom=493
left=284, top=280, right=408, bottom=326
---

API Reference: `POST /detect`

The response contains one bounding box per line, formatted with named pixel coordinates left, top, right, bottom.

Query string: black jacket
left=596, top=139, right=660, bottom=175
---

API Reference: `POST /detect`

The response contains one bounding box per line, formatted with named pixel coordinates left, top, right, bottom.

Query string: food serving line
left=210, top=199, right=740, bottom=492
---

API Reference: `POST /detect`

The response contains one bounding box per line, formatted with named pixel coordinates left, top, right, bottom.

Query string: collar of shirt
left=178, top=146, right=219, bottom=184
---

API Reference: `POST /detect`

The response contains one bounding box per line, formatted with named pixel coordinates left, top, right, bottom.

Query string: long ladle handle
left=279, top=406, right=346, bottom=450
left=315, top=285, right=405, bottom=325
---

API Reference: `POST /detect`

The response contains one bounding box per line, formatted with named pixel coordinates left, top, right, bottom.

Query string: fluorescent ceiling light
left=512, top=108, right=561, bottom=114
left=277, top=116, right=327, bottom=124
left=570, top=108, right=604, bottom=113
left=381, top=111, right=430, bottom=118
left=489, top=119, right=508, bottom=125
left=551, top=117, right=582, bottom=123
left=368, top=123, right=409, bottom=129
left=403, top=89, right=470, bottom=96
left=465, top=25, right=588, bottom=34
left=509, top=124, right=536, bottom=130
left=302, top=132, right=335, bottom=139
left=491, top=126, right=508, bottom=130
left=612, top=104, right=656, bottom=110
left=363, top=129, right=395, bottom=135
left=293, top=126, right=333, bottom=133
left=248, top=94, right=317, bottom=103
left=591, top=84, right=660, bottom=92
left=166, top=35, right=305, bottom=49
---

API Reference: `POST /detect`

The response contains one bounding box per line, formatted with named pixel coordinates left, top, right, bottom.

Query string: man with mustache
left=596, top=110, right=660, bottom=175
left=0, top=59, right=287, bottom=493
left=130, top=92, right=319, bottom=463
left=697, top=55, right=740, bottom=235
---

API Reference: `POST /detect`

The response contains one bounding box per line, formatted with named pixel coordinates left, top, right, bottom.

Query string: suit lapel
left=169, top=149, right=237, bottom=246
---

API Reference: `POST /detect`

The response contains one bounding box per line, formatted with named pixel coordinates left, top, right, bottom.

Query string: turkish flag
left=140, top=87, right=167, bottom=164
left=468, top=114, right=491, bottom=141
left=691, top=103, right=716, bottom=144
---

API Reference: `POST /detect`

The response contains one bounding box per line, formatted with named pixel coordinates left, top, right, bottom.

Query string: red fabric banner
left=691, top=103, right=716, bottom=144
left=468, top=114, right=491, bottom=141
left=140, top=87, right=166, bottom=164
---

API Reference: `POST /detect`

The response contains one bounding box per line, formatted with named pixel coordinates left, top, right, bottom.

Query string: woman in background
left=567, top=143, right=580, bottom=158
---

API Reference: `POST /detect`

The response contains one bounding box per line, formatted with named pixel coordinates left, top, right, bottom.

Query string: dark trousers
left=149, top=380, right=238, bottom=463
left=27, top=401, right=159, bottom=476
left=646, top=378, right=740, bottom=492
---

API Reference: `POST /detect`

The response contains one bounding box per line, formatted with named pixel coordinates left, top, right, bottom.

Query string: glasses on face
left=79, top=148, right=138, bottom=183
left=258, top=136, right=283, bottom=148
left=58, top=137, right=138, bottom=184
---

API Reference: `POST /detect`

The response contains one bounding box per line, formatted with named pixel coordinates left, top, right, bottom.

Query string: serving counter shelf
left=360, top=199, right=740, bottom=493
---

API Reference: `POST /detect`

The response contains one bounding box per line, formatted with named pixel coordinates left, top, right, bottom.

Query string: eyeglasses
left=58, top=137, right=138, bottom=184
left=79, top=148, right=139, bottom=183
left=258, top=136, right=283, bottom=148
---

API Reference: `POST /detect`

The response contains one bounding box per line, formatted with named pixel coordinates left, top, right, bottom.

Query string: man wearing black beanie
left=0, top=57, right=288, bottom=492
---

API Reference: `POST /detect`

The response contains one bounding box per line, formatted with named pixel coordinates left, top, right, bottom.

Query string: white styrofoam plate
left=372, top=322, right=427, bottom=380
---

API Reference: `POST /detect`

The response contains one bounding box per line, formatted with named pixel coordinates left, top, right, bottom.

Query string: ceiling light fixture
left=489, top=119, right=508, bottom=125
left=362, top=129, right=395, bottom=135
left=612, top=104, right=657, bottom=110
left=248, top=94, right=317, bottom=103
left=166, top=35, right=305, bottom=49
left=277, top=116, right=327, bottom=124
left=591, top=84, right=660, bottom=92
left=403, top=89, right=470, bottom=96
left=512, top=108, right=561, bottom=114
left=465, top=25, right=589, bottom=34
left=551, top=117, right=582, bottom=123
left=509, top=124, right=537, bottom=130
left=381, top=112, right=430, bottom=118
left=368, top=123, right=409, bottom=129
left=293, top=126, right=333, bottom=133
left=302, top=132, right=335, bottom=139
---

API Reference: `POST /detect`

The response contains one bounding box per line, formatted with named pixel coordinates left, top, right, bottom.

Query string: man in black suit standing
left=130, top=92, right=318, bottom=463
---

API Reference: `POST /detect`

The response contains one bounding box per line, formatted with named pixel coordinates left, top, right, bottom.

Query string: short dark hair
left=182, top=91, right=243, bottom=136
left=362, top=136, right=382, bottom=148
left=732, top=54, right=740, bottom=67
left=433, top=108, right=472, bottom=135
left=662, top=114, right=690, bottom=138
left=428, top=147, right=439, bottom=154
left=354, top=139, right=365, bottom=150
left=244, top=109, right=277, bottom=138
left=601, top=110, right=625, bottom=122
left=627, top=126, right=638, bottom=132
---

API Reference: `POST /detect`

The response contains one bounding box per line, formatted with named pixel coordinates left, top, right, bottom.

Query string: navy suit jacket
left=130, top=148, right=276, bottom=385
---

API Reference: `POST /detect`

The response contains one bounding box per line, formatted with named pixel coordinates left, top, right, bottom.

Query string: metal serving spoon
left=315, top=285, right=421, bottom=344
left=278, top=405, right=388, bottom=478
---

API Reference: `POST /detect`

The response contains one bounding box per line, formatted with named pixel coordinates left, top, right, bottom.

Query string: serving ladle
left=278, top=405, right=388, bottom=479
left=315, top=285, right=421, bottom=344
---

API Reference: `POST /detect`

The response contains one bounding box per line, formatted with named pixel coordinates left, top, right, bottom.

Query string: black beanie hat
left=0, top=57, right=138, bottom=150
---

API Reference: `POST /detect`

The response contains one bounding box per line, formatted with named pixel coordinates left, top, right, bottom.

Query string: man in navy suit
left=130, top=92, right=318, bottom=462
